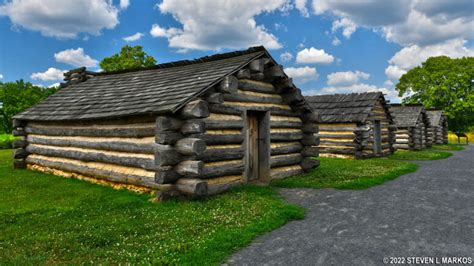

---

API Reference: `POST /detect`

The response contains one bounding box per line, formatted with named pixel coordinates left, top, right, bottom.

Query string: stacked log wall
left=13, top=117, right=167, bottom=191
left=361, top=101, right=393, bottom=158
left=393, top=127, right=414, bottom=150
left=318, top=123, right=357, bottom=159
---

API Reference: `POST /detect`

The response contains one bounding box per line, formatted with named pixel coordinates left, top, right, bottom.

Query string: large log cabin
left=391, top=104, right=431, bottom=150
left=12, top=46, right=319, bottom=199
left=426, top=110, right=448, bottom=144
left=305, top=92, right=396, bottom=159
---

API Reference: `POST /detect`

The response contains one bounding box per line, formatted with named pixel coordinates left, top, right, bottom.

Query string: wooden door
left=373, top=120, right=382, bottom=154
left=246, top=111, right=270, bottom=182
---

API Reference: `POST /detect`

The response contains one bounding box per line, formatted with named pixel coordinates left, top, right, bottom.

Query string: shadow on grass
left=389, top=149, right=453, bottom=161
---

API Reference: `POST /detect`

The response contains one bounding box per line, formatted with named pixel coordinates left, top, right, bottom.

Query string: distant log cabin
left=305, top=92, right=396, bottom=159
left=426, top=110, right=448, bottom=144
left=12, top=46, right=319, bottom=199
left=391, top=104, right=431, bottom=150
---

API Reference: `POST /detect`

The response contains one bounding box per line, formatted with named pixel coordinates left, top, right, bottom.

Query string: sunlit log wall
left=393, top=111, right=430, bottom=151
left=13, top=57, right=319, bottom=199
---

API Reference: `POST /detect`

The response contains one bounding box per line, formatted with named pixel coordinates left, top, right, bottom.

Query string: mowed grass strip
left=431, top=144, right=464, bottom=151
left=272, top=157, right=418, bottom=190
left=0, top=150, right=304, bottom=265
left=389, top=149, right=453, bottom=160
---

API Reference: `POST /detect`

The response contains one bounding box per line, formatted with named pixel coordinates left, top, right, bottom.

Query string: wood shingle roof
left=390, top=104, right=427, bottom=127
left=426, top=110, right=445, bottom=126
left=14, top=47, right=267, bottom=121
left=304, top=92, right=389, bottom=123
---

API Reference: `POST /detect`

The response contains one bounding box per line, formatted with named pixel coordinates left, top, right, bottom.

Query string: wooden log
left=175, top=160, right=204, bottom=177
left=199, top=133, right=244, bottom=145
left=12, top=140, right=28, bottom=149
left=223, top=102, right=300, bottom=117
left=179, top=99, right=209, bottom=119
left=320, top=140, right=356, bottom=146
left=320, top=126, right=357, bottom=131
left=270, top=120, right=302, bottom=128
left=25, top=125, right=154, bottom=138
left=248, top=59, right=264, bottom=73
left=206, top=176, right=242, bottom=195
left=301, top=134, right=319, bottom=146
left=13, top=119, right=25, bottom=128
left=301, top=146, right=319, bottom=157
left=282, top=90, right=304, bottom=105
left=319, top=147, right=355, bottom=155
left=302, top=123, right=319, bottom=133
left=26, top=144, right=155, bottom=171
left=13, top=128, right=26, bottom=136
left=155, top=166, right=180, bottom=184
left=205, top=119, right=243, bottom=129
left=250, top=72, right=265, bottom=81
left=180, top=120, right=205, bottom=135
left=156, top=116, right=183, bottom=132
left=217, top=75, right=238, bottom=94
left=319, top=133, right=354, bottom=139
left=270, top=165, right=303, bottom=180
left=271, top=142, right=302, bottom=155
left=238, top=79, right=275, bottom=94
left=13, top=148, right=28, bottom=159
left=155, top=145, right=182, bottom=166
left=175, top=138, right=206, bottom=156
left=204, top=92, right=224, bottom=104
left=274, top=78, right=294, bottom=93
left=209, top=104, right=242, bottom=115
left=301, top=113, right=319, bottom=123
left=26, top=155, right=160, bottom=189
left=263, top=65, right=285, bottom=81
left=27, top=135, right=156, bottom=154
left=176, top=178, right=208, bottom=196
left=270, top=153, right=302, bottom=168
left=300, top=157, right=320, bottom=171
left=202, top=147, right=244, bottom=162
left=236, top=68, right=251, bottom=79
left=155, top=132, right=182, bottom=145
left=13, top=159, right=27, bottom=169
left=201, top=161, right=244, bottom=179
left=271, top=132, right=303, bottom=142
left=223, top=92, right=282, bottom=104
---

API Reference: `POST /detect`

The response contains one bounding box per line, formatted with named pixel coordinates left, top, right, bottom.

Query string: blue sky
left=0, top=0, right=473, bottom=102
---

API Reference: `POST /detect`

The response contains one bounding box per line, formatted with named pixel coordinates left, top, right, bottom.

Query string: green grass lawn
left=272, top=157, right=418, bottom=190
left=389, top=149, right=453, bottom=161
left=430, top=144, right=464, bottom=151
left=0, top=150, right=304, bottom=265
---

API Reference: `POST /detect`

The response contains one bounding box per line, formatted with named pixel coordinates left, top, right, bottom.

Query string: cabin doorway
left=245, top=111, right=270, bottom=183
left=373, top=120, right=382, bottom=155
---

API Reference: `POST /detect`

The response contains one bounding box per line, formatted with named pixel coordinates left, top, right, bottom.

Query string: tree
left=99, top=45, right=156, bottom=72
left=396, top=56, right=474, bottom=133
left=0, top=80, right=57, bottom=133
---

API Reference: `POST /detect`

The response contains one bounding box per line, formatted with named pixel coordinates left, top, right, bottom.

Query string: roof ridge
left=93, top=46, right=266, bottom=76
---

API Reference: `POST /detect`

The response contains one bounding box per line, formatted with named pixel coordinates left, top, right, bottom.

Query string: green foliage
left=430, top=144, right=464, bottom=151
left=396, top=56, right=474, bottom=133
left=272, top=157, right=418, bottom=189
left=389, top=150, right=453, bottom=160
left=0, top=150, right=303, bottom=264
left=0, top=80, right=57, bottom=133
left=0, top=134, right=19, bottom=149
left=99, top=45, right=157, bottom=72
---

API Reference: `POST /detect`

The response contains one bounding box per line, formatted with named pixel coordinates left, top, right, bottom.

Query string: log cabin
left=305, top=92, right=396, bottom=159
left=426, top=110, right=448, bottom=144
left=12, top=46, right=319, bottom=199
left=391, top=104, right=431, bottom=150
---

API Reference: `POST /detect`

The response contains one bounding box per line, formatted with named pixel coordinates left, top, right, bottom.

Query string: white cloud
left=155, top=0, right=284, bottom=50
left=0, top=0, right=120, bottom=39
left=331, top=17, right=356, bottom=39
left=295, top=0, right=309, bottom=17
left=318, top=83, right=400, bottom=102
left=296, top=47, right=334, bottom=64
left=0, top=74, right=3, bottom=79
left=332, top=37, right=341, bottom=46
left=54, top=48, right=98, bottom=68
left=31, top=68, right=65, bottom=81
left=310, top=0, right=473, bottom=47
left=48, top=82, right=60, bottom=88
left=280, top=52, right=293, bottom=62
left=150, top=24, right=182, bottom=38
left=119, top=0, right=129, bottom=10
left=385, top=38, right=474, bottom=81
left=384, top=79, right=394, bottom=87
left=284, top=66, right=318, bottom=84
left=327, top=70, right=370, bottom=86
left=123, top=32, right=144, bottom=42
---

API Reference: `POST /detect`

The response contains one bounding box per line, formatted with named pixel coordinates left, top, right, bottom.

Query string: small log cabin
left=12, top=46, right=319, bottom=199
left=391, top=104, right=431, bottom=150
left=426, top=110, right=448, bottom=144
left=305, top=92, right=396, bottom=159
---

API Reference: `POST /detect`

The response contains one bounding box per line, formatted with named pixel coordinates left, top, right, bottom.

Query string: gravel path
left=228, top=146, right=474, bottom=265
